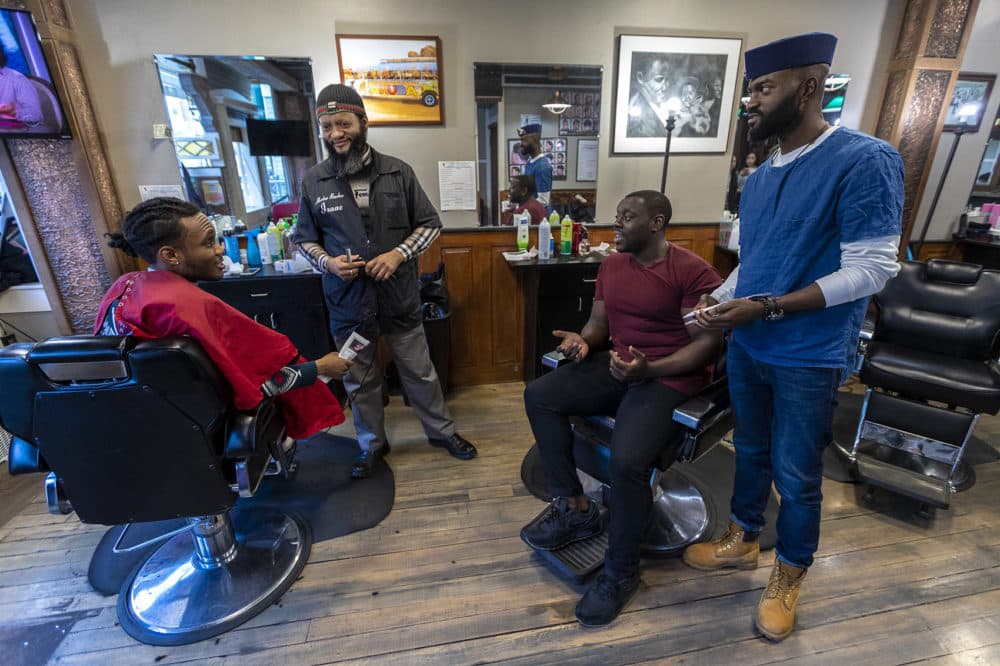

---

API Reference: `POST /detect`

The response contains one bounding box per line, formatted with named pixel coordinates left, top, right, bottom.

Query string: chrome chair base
left=641, top=468, right=711, bottom=557
left=117, top=507, right=311, bottom=646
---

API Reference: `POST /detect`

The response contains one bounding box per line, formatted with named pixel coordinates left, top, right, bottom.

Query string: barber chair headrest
left=923, top=259, right=982, bottom=285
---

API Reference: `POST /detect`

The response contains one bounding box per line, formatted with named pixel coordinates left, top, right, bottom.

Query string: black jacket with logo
left=294, top=149, right=441, bottom=340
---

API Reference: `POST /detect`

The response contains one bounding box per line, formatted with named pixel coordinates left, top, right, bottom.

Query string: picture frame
left=612, top=34, right=742, bottom=154
left=576, top=138, right=599, bottom=182
left=335, top=34, right=444, bottom=126
left=943, top=73, right=995, bottom=133
left=509, top=138, right=566, bottom=181
left=559, top=92, right=601, bottom=137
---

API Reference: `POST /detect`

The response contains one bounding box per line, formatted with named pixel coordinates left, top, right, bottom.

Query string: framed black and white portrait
left=612, top=34, right=742, bottom=154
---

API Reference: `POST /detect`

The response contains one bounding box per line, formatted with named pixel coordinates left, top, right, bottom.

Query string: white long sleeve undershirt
left=710, top=234, right=901, bottom=306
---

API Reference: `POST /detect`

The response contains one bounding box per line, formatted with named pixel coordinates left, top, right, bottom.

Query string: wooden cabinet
left=532, top=263, right=601, bottom=379
left=199, top=271, right=331, bottom=361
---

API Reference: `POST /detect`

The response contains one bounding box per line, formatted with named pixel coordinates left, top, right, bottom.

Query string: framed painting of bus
left=336, top=34, right=444, bottom=126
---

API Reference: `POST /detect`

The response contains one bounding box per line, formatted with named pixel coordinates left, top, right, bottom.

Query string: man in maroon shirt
left=522, top=190, right=722, bottom=626
left=503, top=175, right=547, bottom=225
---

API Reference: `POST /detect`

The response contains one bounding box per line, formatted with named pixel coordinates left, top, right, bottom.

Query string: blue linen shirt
left=522, top=153, right=553, bottom=214
left=734, top=127, right=904, bottom=370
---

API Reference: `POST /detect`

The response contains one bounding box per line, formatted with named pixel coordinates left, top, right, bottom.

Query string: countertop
left=504, top=252, right=609, bottom=269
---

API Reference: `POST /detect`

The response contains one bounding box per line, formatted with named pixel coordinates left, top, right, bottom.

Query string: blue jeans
left=727, top=341, right=839, bottom=569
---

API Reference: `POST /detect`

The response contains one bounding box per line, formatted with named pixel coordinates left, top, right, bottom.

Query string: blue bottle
left=245, top=231, right=262, bottom=267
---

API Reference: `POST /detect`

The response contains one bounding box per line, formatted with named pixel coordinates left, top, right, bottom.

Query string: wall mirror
left=153, top=55, right=319, bottom=228
left=971, top=105, right=1000, bottom=201
left=474, top=62, right=603, bottom=227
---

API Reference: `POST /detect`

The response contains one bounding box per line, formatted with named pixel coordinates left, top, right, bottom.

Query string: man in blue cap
left=517, top=122, right=553, bottom=214
left=683, top=33, right=904, bottom=641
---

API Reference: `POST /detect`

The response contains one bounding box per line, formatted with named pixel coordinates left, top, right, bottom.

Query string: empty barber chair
left=847, top=260, right=1000, bottom=515
left=523, top=347, right=738, bottom=581
left=0, top=336, right=309, bottom=645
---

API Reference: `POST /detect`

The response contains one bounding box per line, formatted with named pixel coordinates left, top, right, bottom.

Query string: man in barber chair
left=96, top=197, right=349, bottom=441
left=522, top=190, right=722, bottom=626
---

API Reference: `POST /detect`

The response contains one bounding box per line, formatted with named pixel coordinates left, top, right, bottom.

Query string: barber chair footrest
left=521, top=499, right=609, bottom=584
left=117, top=507, right=311, bottom=646
left=855, top=446, right=953, bottom=509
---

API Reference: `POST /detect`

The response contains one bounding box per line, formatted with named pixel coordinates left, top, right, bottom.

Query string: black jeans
left=524, top=352, right=686, bottom=577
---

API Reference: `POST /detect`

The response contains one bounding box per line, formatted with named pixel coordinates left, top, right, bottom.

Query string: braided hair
left=105, top=197, right=201, bottom=264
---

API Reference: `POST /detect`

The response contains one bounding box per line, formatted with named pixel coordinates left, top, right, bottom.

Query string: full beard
left=747, top=92, right=801, bottom=143
left=325, top=131, right=369, bottom=178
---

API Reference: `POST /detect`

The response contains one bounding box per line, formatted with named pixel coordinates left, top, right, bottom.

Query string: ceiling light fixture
left=542, top=90, right=571, bottom=115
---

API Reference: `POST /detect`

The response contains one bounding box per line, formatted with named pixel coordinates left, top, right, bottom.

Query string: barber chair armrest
left=224, top=398, right=286, bottom=498
left=27, top=336, right=133, bottom=364
left=7, top=436, right=49, bottom=475
left=672, top=377, right=730, bottom=430
left=672, top=377, right=733, bottom=462
left=224, top=398, right=285, bottom=459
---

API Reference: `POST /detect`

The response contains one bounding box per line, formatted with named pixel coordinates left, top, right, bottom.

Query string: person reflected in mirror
left=293, top=84, right=478, bottom=479
left=737, top=152, right=759, bottom=194
left=518, top=121, right=553, bottom=214
left=522, top=190, right=723, bottom=627
left=0, top=50, right=42, bottom=127
left=97, top=197, right=348, bottom=441
left=503, top=175, right=547, bottom=226
left=685, top=32, right=903, bottom=643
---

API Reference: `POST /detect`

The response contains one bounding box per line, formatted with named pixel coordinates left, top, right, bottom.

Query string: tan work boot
left=756, top=561, right=807, bottom=641
left=682, top=521, right=760, bottom=571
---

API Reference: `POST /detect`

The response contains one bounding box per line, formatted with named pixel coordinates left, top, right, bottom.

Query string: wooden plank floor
left=1, top=381, right=999, bottom=665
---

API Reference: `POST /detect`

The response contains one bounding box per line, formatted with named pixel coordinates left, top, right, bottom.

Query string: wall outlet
left=152, top=123, right=172, bottom=139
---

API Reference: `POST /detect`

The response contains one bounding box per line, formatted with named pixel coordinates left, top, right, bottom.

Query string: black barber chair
left=523, top=347, right=744, bottom=581
left=846, top=259, right=1000, bottom=514
left=0, top=336, right=310, bottom=645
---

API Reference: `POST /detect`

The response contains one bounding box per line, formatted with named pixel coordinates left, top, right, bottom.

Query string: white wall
left=913, top=0, right=1000, bottom=242
left=72, top=0, right=892, bottom=227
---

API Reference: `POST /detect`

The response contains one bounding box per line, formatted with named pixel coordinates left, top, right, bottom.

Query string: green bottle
left=560, top=215, right=573, bottom=255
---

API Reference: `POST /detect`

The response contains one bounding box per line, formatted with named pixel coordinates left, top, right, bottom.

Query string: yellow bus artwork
left=345, top=56, right=439, bottom=107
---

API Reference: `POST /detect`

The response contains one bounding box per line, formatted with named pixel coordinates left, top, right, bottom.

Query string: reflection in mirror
left=722, top=74, right=850, bottom=215
left=0, top=175, right=40, bottom=289
left=971, top=107, right=1000, bottom=204
left=474, top=63, right=602, bottom=227
left=153, top=55, right=318, bottom=228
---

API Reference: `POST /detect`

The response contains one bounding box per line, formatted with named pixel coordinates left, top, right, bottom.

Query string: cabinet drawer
left=537, top=265, right=600, bottom=298
left=200, top=275, right=324, bottom=309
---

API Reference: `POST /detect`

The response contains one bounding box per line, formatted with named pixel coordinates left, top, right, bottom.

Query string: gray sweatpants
left=337, top=324, right=455, bottom=453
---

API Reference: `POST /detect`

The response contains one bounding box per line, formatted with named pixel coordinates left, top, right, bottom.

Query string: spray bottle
left=560, top=214, right=573, bottom=255
left=266, top=220, right=283, bottom=261
left=538, top=215, right=552, bottom=261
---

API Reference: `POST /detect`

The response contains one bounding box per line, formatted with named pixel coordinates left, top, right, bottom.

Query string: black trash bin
left=423, top=310, right=451, bottom=395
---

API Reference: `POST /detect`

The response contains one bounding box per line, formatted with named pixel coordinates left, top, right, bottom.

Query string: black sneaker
left=520, top=497, right=603, bottom=550
left=575, top=571, right=641, bottom=627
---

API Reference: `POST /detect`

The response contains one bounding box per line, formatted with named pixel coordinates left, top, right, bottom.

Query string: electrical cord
left=345, top=353, right=374, bottom=410
left=0, top=316, right=37, bottom=342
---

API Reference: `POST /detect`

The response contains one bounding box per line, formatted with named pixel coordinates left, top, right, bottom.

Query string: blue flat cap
left=518, top=122, right=542, bottom=136
left=744, top=32, right=837, bottom=81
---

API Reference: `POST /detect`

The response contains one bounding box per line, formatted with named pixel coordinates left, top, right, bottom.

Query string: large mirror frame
left=474, top=62, right=603, bottom=227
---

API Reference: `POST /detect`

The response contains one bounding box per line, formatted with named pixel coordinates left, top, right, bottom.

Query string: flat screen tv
left=0, top=9, right=70, bottom=138
left=246, top=119, right=312, bottom=157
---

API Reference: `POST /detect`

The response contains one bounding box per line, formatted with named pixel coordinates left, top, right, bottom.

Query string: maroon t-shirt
left=594, top=244, right=722, bottom=395
left=514, top=198, right=548, bottom=224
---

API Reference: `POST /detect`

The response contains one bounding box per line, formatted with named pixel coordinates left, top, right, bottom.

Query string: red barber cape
left=94, top=271, right=344, bottom=438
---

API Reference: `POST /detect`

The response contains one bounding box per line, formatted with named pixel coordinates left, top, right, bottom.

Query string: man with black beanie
left=293, top=83, right=477, bottom=479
